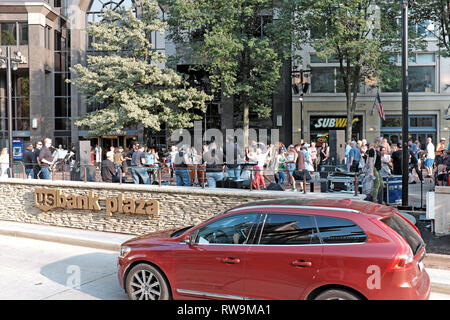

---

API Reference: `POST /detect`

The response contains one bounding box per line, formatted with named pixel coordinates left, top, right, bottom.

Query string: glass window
left=259, top=214, right=319, bottom=245
left=388, top=55, right=398, bottom=63
left=382, top=116, right=402, bottom=128
left=381, top=213, right=424, bottom=254
left=55, top=98, right=69, bottom=117
left=409, top=66, right=435, bottom=92
left=410, top=116, right=434, bottom=128
left=14, top=118, right=30, bottom=131
left=15, top=75, right=30, bottom=97
left=335, top=68, right=345, bottom=93
left=1, top=23, right=17, bottom=45
left=310, top=54, right=325, bottom=63
left=328, top=55, right=339, bottom=63
left=18, top=23, right=28, bottom=45
left=417, top=53, right=435, bottom=63
left=55, top=117, right=71, bottom=130
left=311, top=68, right=335, bottom=93
left=417, top=20, right=435, bottom=38
left=195, top=214, right=258, bottom=245
left=14, top=98, right=30, bottom=118
left=315, top=216, right=367, bottom=244
left=54, top=73, right=70, bottom=97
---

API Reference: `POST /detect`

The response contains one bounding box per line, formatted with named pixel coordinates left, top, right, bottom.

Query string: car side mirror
left=185, top=233, right=195, bottom=246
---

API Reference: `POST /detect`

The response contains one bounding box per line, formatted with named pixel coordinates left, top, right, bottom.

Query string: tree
left=413, top=0, right=450, bottom=56
left=163, top=0, right=290, bottom=146
left=69, top=0, right=211, bottom=138
left=285, top=0, right=426, bottom=142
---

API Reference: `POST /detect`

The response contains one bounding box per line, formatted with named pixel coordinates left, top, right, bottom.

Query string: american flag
left=373, top=91, right=385, bottom=120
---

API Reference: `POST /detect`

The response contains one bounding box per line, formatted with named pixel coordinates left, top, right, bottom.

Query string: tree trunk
left=346, top=103, right=354, bottom=143
left=243, top=102, right=249, bottom=148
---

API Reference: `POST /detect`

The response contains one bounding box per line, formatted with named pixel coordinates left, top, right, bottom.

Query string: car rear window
left=380, top=213, right=424, bottom=255
left=315, top=216, right=367, bottom=244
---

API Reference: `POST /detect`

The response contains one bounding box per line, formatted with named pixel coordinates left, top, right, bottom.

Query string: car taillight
left=389, top=242, right=414, bottom=271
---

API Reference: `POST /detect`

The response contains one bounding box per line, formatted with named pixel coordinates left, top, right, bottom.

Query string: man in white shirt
left=425, top=137, right=435, bottom=177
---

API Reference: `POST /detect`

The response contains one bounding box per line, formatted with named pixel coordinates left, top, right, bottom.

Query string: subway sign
left=311, top=116, right=361, bottom=129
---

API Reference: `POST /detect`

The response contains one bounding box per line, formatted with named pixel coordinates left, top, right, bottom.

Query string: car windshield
left=381, top=213, right=424, bottom=255
left=170, top=226, right=194, bottom=238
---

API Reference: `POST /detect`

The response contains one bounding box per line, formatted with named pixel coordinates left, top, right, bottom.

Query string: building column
left=26, top=4, right=55, bottom=143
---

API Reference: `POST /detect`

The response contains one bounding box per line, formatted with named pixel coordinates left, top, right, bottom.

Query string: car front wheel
left=126, top=263, right=170, bottom=300
left=314, top=289, right=361, bottom=300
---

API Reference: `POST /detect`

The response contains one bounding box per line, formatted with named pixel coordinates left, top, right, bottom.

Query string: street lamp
left=292, top=66, right=311, bottom=140
left=0, top=47, right=24, bottom=178
left=401, top=0, right=411, bottom=208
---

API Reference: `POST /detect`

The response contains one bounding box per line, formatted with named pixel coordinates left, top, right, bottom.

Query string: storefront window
left=382, top=116, right=402, bottom=128
left=310, top=115, right=363, bottom=143
left=410, top=116, right=434, bottom=128
left=381, top=115, right=437, bottom=148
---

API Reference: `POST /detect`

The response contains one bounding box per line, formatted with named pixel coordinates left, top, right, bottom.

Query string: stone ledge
left=435, top=186, right=450, bottom=194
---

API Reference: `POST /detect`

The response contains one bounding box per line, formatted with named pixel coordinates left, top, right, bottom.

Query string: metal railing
left=4, top=161, right=363, bottom=196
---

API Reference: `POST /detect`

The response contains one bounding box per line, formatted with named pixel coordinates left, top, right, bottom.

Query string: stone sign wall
left=0, top=179, right=364, bottom=235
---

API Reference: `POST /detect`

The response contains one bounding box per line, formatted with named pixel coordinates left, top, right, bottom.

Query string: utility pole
left=401, top=0, right=410, bottom=207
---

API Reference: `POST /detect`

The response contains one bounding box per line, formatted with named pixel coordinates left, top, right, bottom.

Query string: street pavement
left=408, top=179, right=435, bottom=208
left=0, top=221, right=449, bottom=300
left=0, top=234, right=127, bottom=300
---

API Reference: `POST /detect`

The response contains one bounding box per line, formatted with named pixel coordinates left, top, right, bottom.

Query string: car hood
left=122, top=227, right=185, bottom=246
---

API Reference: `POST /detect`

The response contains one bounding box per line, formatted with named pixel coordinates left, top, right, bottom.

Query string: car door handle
left=292, top=260, right=312, bottom=268
left=221, top=257, right=240, bottom=264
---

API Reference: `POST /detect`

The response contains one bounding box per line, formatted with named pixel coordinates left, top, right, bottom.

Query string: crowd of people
left=1, top=135, right=448, bottom=203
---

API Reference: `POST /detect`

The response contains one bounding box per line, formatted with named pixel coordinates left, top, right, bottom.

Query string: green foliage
left=412, top=0, right=450, bottom=56
left=283, top=0, right=426, bottom=140
left=163, top=0, right=288, bottom=122
left=69, top=0, right=210, bottom=136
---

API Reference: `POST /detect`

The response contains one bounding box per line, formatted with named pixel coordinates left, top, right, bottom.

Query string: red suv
left=117, top=198, right=430, bottom=300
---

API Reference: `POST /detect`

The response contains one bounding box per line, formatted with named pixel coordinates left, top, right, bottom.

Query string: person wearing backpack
left=366, top=138, right=384, bottom=203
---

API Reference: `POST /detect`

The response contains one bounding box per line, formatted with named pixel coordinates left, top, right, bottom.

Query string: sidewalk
left=0, top=220, right=133, bottom=251
left=0, top=220, right=449, bottom=295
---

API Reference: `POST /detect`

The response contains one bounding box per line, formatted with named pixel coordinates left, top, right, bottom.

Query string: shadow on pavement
left=417, top=221, right=450, bottom=256
left=40, top=252, right=128, bottom=300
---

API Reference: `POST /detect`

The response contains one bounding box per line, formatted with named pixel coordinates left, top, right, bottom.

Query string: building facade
left=1, top=0, right=292, bottom=155
left=293, top=31, right=450, bottom=148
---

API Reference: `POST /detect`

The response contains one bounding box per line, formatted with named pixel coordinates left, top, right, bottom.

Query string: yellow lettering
left=336, top=118, right=346, bottom=128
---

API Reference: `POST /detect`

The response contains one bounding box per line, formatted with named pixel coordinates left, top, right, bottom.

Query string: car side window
left=195, top=213, right=259, bottom=245
left=315, top=216, right=367, bottom=244
left=258, top=214, right=320, bottom=245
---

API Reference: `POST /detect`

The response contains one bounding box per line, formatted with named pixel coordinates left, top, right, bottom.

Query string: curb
left=424, top=253, right=450, bottom=271
left=431, top=283, right=450, bottom=295
left=0, top=228, right=122, bottom=251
